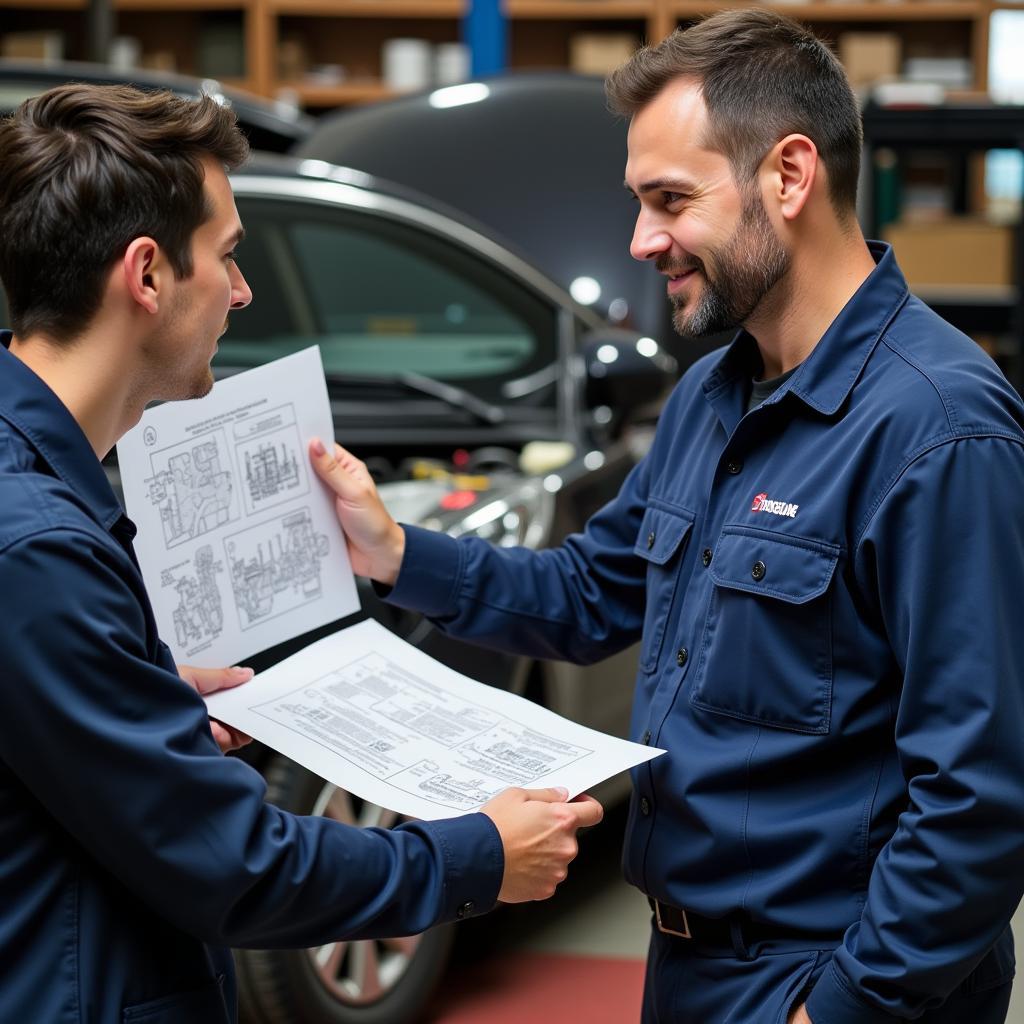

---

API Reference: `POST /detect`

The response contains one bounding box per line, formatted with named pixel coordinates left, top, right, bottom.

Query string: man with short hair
left=308, top=9, right=1024, bottom=1022
left=0, top=83, right=602, bottom=1022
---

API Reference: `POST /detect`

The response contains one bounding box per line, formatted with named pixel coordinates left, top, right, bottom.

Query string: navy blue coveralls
left=386, top=245, right=1024, bottom=1022
left=0, top=333, right=504, bottom=1023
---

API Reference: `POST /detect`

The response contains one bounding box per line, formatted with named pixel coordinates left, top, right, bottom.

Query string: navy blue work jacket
left=0, top=334, right=503, bottom=1023
left=388, top=245, right=1024, bottom=1021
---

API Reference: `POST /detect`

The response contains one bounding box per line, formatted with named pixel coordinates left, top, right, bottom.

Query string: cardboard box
left=882, top=218, right=1014, bottom=288
left=569, top=33, right=638, bottom=76
left=1, top=31, right=64, bottom=62
left=838, top=32, right=901, bottom=88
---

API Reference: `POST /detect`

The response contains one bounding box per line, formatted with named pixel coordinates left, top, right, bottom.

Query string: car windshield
left=217, top=195, right=561, bottom=408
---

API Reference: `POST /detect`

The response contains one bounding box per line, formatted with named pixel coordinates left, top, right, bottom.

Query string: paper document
left=205, top=618, right=665, bottom=820
left=117, top=347, right=358, bottom=668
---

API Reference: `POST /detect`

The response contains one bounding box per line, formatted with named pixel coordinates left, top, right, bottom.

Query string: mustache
left=656, top=254, right=705, bottom=277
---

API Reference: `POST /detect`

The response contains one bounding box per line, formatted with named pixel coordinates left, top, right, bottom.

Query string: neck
left=9, top=325, right=147, bottom=459
left=745, top=221, right=876, bottom=380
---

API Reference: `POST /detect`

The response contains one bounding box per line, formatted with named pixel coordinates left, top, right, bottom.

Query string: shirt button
left=676, top=647, right=688, bottom=667
left=647, top=532, right=656, bottom=549
left=640, top=797, right=651, bottom=815
left=642, top=730, right=651, bottom=745
left=751, top=560, right=766, bottom=581
left=456, top=901, right=475, bottom=919
left=702, top=548, right=713, bottom=567
left=726, top=460, right=743, bottom=475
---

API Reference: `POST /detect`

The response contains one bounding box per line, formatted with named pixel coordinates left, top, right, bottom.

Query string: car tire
left=236, top=754, right=456, bottom=1024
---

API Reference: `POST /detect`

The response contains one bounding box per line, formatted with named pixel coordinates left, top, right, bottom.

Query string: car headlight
left=445, top=482, right=553, bottom=550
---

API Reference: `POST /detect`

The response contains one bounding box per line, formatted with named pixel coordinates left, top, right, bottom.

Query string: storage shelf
left=672, top=1, right=983, bottom=21
left=507, top=1, right=652, bottom=19
left=268, top=0, right=464, bottom=14
left=285, top=80, right=399, bottom=105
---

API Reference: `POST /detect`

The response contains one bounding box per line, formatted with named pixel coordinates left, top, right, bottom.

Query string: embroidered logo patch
left=751, top=492, right=799, bottom=518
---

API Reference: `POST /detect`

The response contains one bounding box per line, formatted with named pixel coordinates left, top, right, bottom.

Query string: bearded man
left=306, top=9, right=1024, bottom=1023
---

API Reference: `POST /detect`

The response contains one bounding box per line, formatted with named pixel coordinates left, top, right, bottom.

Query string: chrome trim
left=230, top=175, right=602, bottom=320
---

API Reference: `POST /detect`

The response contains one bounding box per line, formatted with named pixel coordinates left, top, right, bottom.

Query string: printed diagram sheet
left=118, top=347, right=358, bottom=667
left=205, top=619, right=665, bottom=820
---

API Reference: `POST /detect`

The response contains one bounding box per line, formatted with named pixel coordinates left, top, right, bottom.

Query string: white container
left=434, top=42, right=470, bottom=86
left=382, top=38, right=433, bottom=92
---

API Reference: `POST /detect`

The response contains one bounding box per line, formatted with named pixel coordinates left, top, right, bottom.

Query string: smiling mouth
left=667, top=269, right=698, bottom=293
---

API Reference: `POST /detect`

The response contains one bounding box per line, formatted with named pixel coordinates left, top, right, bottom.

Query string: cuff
left=410, top=812, right=504, bottom=923
left=385, top=524, right=464, bottom=619
left=804, top=960, right=902, bottom=1024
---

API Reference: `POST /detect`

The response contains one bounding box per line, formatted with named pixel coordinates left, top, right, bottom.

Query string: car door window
left=222, top=195, right=559, bottom=406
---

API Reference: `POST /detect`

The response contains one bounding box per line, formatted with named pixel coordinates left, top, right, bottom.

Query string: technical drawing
left=226, top=508, right=330, bottom=629
left=164, top=545, right=225, bottom=655
left=233, top=404, right=309, bottom=515
left=245, top=443, right=301, bottom=503
left=146, top=430, right=238, bottom=548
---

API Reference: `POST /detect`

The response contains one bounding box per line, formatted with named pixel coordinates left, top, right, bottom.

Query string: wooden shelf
left=506, top=1, right=652, bottom=18
left=671, top=1, right=984, bottom=20
left=285, top=80, right=399, bottom=105
left=0, top=0, right=1005, bottom=106
left=269, top=0, right=464, bottom=14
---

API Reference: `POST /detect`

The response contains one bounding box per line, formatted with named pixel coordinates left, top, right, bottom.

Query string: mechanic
left=309, top=9, right=1024, bottom=1023
left=0, top=84, right=602, bottom=1022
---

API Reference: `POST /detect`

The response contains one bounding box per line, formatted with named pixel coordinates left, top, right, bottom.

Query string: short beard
left=662, top=190, right=790, bottom=339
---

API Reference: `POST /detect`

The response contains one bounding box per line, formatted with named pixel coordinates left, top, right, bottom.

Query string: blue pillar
left=464, top=0, right=507, bottom=77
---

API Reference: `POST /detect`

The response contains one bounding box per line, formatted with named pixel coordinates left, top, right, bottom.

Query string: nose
left=630, top=207, right=673, bottom=263
left=230, top=260, right=253, bottom=310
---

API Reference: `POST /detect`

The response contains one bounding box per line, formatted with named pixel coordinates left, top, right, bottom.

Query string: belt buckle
left=655, top=901, right=691, bottom=939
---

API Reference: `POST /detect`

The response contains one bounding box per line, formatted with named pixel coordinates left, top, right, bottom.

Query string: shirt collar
left=702, top=241, right=910, bottom=416
left=0, top=331, right=127, bottom=532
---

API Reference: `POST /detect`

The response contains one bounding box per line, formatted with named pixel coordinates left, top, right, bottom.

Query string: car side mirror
left=582, top=328, right=677, bottom=432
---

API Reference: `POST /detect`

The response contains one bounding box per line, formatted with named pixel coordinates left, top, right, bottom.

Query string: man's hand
left=787, top=1004, right=813, bottom=1024
left=480, top=787, right=604, bottom=903
left=309, top=438, right=405, bottom=585
left=177, top=664, right=254, bottom=753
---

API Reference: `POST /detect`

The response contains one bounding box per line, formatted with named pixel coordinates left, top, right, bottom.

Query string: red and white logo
left=751, top=492, right=799, bottom=518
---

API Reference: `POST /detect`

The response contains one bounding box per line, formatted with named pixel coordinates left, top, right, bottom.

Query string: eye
left=224, top=250, right=239, bottom=264
left=663, top=191, right=685, bottom=206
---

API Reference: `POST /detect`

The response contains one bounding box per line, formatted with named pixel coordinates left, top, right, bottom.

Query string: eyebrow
left=225, top=226, right=246, bottom=246
left=623, top=178, right=697, bottom=197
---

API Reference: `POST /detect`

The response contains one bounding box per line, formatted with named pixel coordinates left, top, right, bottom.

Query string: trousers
left=640, top=921, right=1014, bottom=1024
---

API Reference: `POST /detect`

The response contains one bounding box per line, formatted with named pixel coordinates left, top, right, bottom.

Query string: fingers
left=179, top=664, right=253, bottom=696
left=518, top=786, right=570, bottom=804
left=308, top=438, right=368, bottom=499
left=209, top=719, right=253, bottom=753
left=567, top=795, right=604, bottom=828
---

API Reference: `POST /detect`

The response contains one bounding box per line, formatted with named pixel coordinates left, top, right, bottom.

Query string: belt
left=648, top=898, right=810, bottom=949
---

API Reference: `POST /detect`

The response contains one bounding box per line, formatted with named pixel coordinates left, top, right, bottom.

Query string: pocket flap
left=634, top=506, right=695, bottom=566
left=710, top=527, right=839, bottom=604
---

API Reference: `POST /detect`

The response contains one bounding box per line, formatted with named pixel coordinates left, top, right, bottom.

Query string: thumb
left=308, top=438, right=363, bottom=500
left=180, top=664, right=253, bottom=696
left=519, top=786, right=570, bottom=804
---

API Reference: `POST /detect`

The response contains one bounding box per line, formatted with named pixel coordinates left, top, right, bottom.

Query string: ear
left=763, top=134, right=818, bottom=222
left=122, top=237, right=163, bottom=315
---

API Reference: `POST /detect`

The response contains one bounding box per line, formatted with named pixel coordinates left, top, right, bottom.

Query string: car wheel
left=236, top=754, right=455, bottom=1024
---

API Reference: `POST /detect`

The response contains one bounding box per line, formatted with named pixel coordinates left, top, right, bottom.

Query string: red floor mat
left=429, top=951, right=645, bottom=1023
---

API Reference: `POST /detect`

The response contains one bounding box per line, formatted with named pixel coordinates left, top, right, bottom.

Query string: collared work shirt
left=388, top=245, right=1024, bottom=1022
left=0, top=334, right=503, bottom=1022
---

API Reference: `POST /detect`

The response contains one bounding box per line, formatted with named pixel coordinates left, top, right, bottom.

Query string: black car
left=0, top=59, right=313, bottom=153
left=0, top=152, right=675, bottom=1024
left=294, top=71, right=726, bottom=374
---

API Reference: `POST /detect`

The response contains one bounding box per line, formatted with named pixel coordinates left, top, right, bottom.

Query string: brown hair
left=0, top=84, right=249, bottom=341
left=606, top=8, right=862, bottom=215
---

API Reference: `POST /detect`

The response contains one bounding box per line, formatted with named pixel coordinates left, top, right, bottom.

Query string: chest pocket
left=690, top=525, right=840, bottom=734
left=634, top=504, right=695, bottom=674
